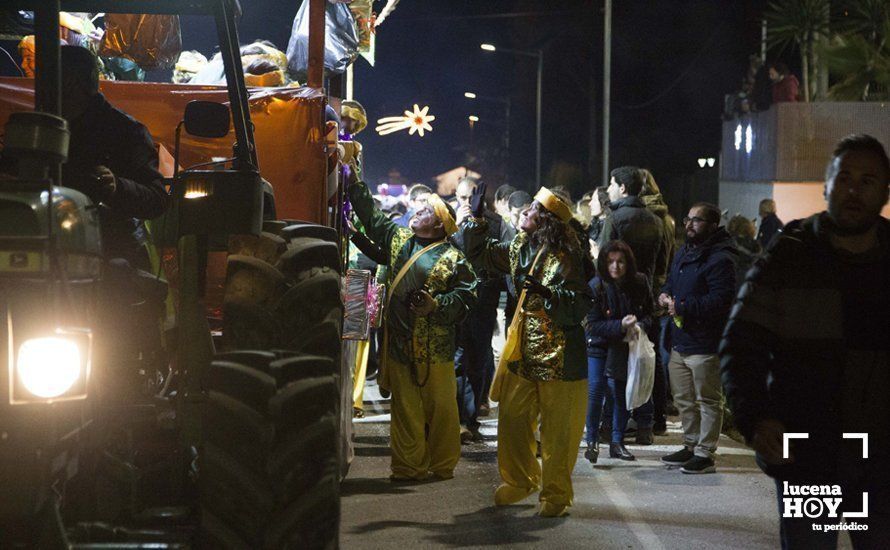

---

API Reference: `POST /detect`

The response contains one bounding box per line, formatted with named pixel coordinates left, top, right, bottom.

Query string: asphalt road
left=341, top=380, right=855, bottom=549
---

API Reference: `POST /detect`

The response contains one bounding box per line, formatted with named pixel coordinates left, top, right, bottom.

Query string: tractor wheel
left=199, top=351, right=339, bottom=549
left=200, top=225, right=343, bottom=549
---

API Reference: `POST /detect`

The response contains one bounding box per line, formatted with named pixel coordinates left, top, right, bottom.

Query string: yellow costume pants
left=497, top=369, right=587, bottom=507
left=388, top=356, right=461, bottom=480
left=352, top=338, right=370, bottom=411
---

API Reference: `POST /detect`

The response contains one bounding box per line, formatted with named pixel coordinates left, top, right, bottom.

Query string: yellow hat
left=427, top=194, right=458, bottom=236
left=341, top=100, right=368, bottom=135
left=534, top=187, right=573, bottom=223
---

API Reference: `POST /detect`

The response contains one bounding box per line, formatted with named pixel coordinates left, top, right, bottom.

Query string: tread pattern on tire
left=201, top=225, right=343, bottom=549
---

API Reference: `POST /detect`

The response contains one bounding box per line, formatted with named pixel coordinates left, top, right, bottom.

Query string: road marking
left=594, top=471, right=666, bottom=550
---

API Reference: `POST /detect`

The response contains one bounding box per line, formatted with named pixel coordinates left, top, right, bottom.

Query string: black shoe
left=609, top=443, right=635, bottom=461
left=665, top=402, right=679, bottom=416
left=635, top=427, right=654, bottom=445
left=379, top=387, right=391, bottom=399
left=680, top=456, right=716, bottom=474
left=584, top=442, right=599, bottom=464
left=652, top=421, right=667, bottom=436
left=661, top=447, right=694, bottom=465
left=598, top=424, right=612, bottom=442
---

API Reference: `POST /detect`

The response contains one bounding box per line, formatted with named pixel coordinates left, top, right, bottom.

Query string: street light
left=468, top=115, right=480, bottom=122
left=481, top=42, right=543, bottom=188
left=463, top=92, right=511, bottom=151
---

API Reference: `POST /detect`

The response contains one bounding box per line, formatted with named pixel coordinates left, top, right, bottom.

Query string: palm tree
left=821, top=3, right=890, bottom=100
left=765, top=0, right=832, bottom=101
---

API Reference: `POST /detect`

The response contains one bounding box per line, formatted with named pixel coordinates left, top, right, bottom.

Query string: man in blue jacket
left=658, top=202, right=737, bottom=474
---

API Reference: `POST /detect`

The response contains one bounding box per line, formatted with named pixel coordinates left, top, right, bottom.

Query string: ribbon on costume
left=534, top=187, right=574, bottom=223
left=427, top=194, right=458, bottom=236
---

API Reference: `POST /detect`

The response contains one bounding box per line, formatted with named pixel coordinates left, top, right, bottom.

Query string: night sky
left=1, top=0, right=771, bottom=210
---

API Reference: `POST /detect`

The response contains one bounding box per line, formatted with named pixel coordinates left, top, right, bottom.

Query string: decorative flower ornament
left=375, top=104, right=435, bottom=137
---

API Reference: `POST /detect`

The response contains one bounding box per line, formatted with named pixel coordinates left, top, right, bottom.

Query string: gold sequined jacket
left=461, top=221, right=591, bottom=381
left=348, top=181, right=476, bottom=366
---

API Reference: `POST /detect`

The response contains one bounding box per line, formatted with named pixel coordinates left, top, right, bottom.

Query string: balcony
left=719, top=102, right=890, bottom=221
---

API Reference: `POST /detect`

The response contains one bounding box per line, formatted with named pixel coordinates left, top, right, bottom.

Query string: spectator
left=727, top=214, right=762, bottom=292
left=575, top=191, right=594, bottom=228
left=394, top=183, right=432, bottom=227
left=768, top=62, right=799, bottom=103
left=452, top=178, right=505, bottom=443
left=494, top=184, right=517, bottom=221
left=600, top=166, right=663, bottom=443
left=584, top=241, right=655, bottom=464
left=658, top=202, right=738, bottom=474
left=721, top=134, right=890, bottom=546
left=503, top=190, right=532, bottom=244
left=601, top=167, right=664, bottom=284
left=638, top=168, right=677, bottom=436
left=756, top=198, right=784, bottom=249
left=587, top=187, right=611, bottom=258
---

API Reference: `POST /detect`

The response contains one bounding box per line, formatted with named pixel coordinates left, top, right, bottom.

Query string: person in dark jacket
left=60, top=46, right=169, bottom=270
left=658, top=202, right=738, bottom=474
left=756, top=198, right=784, bottom=249
left=584, top=241, right=654, bottom=464
left=721, top=134, right=890, bottom=548
left=639, top=169, right=677, bottom=436
left=587, top=186, right=610, bottom=258
left=600, top=166, right=663, bottom=442
left=600, top=167, right=664, bottom=283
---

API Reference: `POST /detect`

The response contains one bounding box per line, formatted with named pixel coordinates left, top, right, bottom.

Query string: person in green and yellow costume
left=461, top=185, right=593, bottom=517
left=345, top=166, right=477, bottom=481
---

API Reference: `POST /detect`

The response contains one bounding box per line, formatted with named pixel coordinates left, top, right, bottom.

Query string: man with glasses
left=658, top=202, right=738, bottom=474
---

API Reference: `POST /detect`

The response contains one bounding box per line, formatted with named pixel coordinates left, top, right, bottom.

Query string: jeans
left=585, top=357, right=630, bottom=444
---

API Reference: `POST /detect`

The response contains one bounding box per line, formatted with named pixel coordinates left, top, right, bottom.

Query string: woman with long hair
left=584, top=240, right=655, bottom=463
left=588, top=186, right=611, bottom=258
left=462, top=187, right=593, bottom=517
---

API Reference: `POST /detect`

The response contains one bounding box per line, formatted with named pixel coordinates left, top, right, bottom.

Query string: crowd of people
left=346, top=121, right=889, bottom=543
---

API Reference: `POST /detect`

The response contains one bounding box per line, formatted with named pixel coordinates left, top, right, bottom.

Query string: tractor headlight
left=16, top=337, right=82, bottom=399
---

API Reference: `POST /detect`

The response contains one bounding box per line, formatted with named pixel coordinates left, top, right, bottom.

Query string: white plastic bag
left=625, top=324, right=655, bottom=410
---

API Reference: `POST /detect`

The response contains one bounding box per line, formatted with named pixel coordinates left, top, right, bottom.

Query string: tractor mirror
left=184, top=101, right=231, bottom=138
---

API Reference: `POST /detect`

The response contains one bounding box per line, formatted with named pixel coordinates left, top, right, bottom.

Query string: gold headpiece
left=341, top=101, right=368, bottom=135
left=534, top=187, right=573, bottom=223
left=427, top=194, right=458, bottom=236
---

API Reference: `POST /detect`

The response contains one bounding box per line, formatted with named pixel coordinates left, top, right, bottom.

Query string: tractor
left=0, top=1, right=348, bottom=547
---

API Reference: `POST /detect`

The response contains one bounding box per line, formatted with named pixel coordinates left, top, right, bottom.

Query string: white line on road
left=594, top=471, right=666, bottom=550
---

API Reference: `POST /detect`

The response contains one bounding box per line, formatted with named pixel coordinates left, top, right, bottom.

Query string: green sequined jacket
left=348, top=181, right=476, bottom=366
left=461, top=220, right=591, bottom=381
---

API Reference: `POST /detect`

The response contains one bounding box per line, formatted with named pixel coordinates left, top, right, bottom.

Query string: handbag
left=489, top=248, right=545, bottom=402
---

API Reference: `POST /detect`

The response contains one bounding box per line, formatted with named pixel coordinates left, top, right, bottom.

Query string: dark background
left=1, top=0, right=772, bottom=213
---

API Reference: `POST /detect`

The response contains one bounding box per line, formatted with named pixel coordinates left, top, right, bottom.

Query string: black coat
left=721, top=213, right=890, bottom=487
left=64, top=93, right=168, bottom=268
left=756, top=212, right=784, bottom=249
left=585, top=273, right=654, bottom=381
left=661, top=228, right=738, bottom=355
left=599, top=196, right=664, bottom=283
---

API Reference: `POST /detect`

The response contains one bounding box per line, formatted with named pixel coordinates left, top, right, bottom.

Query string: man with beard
left=658, top=202, right=738, bottom=474
left=721, top=134, right=889, bottom=547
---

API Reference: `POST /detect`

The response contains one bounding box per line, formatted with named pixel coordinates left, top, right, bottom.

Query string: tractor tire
left=200, top=224, right=344, bottom=549
left=199, top=351, right=339, bottom=549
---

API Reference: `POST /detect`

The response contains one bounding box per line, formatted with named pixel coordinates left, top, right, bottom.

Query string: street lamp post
left=481, top=43, right=543, bottom=188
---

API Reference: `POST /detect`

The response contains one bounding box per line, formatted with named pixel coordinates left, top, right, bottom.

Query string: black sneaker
left=680, top=456, right=716, bottom=474
left=661, top=447, right=694, bottom=465
left=652, top=421, right=668, bottom=436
